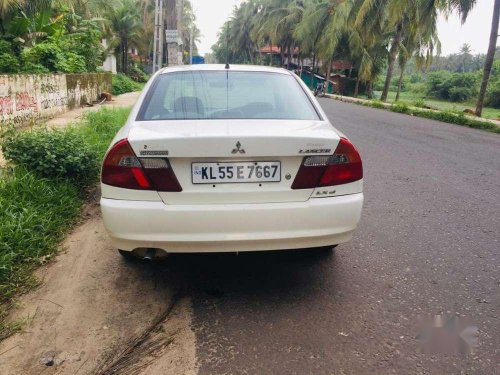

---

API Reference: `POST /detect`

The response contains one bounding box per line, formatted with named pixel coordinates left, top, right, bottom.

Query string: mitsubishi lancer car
left=100, top=64, right=363, bottom=259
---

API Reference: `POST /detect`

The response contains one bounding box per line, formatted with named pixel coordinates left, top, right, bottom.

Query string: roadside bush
left=412, top=109, right=499, bottom=132
left=21, top=42, right=62, bottom=72
left=59, top=20, right=105, bottom=72
left=371, top=99, right=384, bottom=109
left=373, top=76, right=385, bottom=91
left=426, top=70, right=453, bottom=98
left=128, top=64, right=150, bottom=83
left=19, top=62, right=50, bottom=73
left=448, top=86, right=473, bottom=102
left=426, top=70, right=479, bottom=102
left=20, top=40, right=88, bottom=73
left=408, top=73, right=423, bottom=83
left=408, top=82, right=427, bottom=95
left=0, top=53, right=20, bottom=73
left=1, top=130, right=99, bottom=186
left=0, top=40, right=19, bottom=73
left=55, top=51, right=87, bottom=73
left=413, top=98, right=426, bottom=108
left=486, top=79, right=500, bottom=108
left=391, top=102, right=411, bottom=114
left=112, top=73, right=143, bottom=95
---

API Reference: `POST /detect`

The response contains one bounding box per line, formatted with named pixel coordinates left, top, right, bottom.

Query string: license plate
left=192, top=161, right=281, bottom=184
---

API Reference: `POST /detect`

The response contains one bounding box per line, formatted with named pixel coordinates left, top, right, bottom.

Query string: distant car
left=100, top=64, right=363, bottom=259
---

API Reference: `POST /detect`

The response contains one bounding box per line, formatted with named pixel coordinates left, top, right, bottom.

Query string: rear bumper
left=100, top=193, right=363, bottom=253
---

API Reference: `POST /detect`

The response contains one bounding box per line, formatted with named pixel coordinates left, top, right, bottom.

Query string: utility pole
left=152, top=0, right=164, bottom=73
left=189, top=27, right=193, bottom=65
left=166, top=0, right=180, bottom=66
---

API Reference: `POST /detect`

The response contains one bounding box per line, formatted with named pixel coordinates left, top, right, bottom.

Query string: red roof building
left=331, top=60, right=353, bottom=70
left=259, top=45, right=299, bottom=55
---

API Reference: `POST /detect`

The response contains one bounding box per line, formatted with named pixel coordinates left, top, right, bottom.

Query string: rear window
left=137, top=71, right=320, bottom=121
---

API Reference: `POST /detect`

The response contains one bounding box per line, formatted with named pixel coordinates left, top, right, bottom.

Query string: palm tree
left=475, top=0, right=499, bottom=116
left=293, top=0, right=331, bottom=86
left=230, top=0, right=259, bottom=64
left=394, top=3, right=440, bottom=101
left=107, top=0, right=141, bottom=73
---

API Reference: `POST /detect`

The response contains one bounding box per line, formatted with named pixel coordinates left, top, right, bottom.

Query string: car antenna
left=225, top=63, right=230, bottom=69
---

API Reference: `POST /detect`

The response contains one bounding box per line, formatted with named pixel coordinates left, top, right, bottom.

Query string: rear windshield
left=137, top=71, right=320, bottom=121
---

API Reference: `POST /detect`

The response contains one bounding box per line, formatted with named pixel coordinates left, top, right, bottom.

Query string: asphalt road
left=165, top=100, right=500, bottom=375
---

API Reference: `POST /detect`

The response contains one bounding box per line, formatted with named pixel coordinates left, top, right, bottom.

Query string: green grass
left=0, top=168, right=82, bottom=338
left=372, top=91, right=500, bottom=120
left=0, top=107, right=131, bottom=339
left=71, top=107, right=131, bottom=158
left=360, top=98, right=500, bottom=133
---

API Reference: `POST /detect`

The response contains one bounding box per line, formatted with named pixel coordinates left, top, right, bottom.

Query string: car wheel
left=118, top=249, right=138, bottom=261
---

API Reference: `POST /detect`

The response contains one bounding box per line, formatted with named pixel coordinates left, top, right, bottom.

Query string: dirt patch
left=95, top=297, right=198, bottom=375
left=0, top=202, right=196, bottom=374
left=47, top=91, right=141, bottom=129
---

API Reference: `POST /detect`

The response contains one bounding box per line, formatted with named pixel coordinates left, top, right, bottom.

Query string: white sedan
left=100, top=65, right=363, bottom=259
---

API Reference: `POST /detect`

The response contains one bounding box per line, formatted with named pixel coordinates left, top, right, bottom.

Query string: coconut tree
left=253, top=0, right=304, bottom=67
left=475, top=0, right=499, bottom=116
left=293, top=0, right=331, bottom=86
left=229, top=0, right=260, bottom=64
left=394, top=2, right=441, bottom=101
left=107, top=0, right=141, bottom=73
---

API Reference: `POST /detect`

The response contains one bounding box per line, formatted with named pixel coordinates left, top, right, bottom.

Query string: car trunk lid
left=127, top=119, right=340, bottom=204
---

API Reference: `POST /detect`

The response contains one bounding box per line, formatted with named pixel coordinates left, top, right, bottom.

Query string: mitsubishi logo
left=231, top=141, right=245, bottom=154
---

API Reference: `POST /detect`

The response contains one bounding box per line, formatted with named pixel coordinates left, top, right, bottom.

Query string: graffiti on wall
left=0, top=73, right=111, bottom=127
left=0, top=96, right=13, bottom=115
left=15, top=92, right=38, bottom=112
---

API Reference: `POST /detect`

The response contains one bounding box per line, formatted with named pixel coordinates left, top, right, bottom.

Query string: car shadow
left=135, top=248, right=342, bottom=305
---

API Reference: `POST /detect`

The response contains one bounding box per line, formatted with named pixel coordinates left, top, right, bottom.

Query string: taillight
left=101, top=139, right=182, bottom=192
left=292, top=138, right=362, bottom=189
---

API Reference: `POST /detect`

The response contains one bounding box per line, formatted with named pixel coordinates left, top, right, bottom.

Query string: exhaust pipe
left=143, top=248, right=156, bottom=261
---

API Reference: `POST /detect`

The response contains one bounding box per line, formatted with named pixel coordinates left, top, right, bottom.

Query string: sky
left=190, top=0, right=496, bottom=57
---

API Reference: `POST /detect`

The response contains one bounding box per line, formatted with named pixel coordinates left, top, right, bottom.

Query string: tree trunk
left=395, top=61, right=406, bottom=101
left=381, top=22, right=403, bottom=102
left=366, top=81, right=373, bottom=99
left=123, top=38, right=128, bottom=75
left=247, top=45, right=254, bottom=64
left=280, top=44, right=285, bottom=67
left=325, top=54, right=333, bottom=95
left=354, top=78, right=360, bottom=97
left=310, top=52, right=316, bottom=89
left=269, top=42, right=273, bottom=66
left=475, top=0, right=500, bottom=116
left=120, top=41, right=126, bottom=73
left=287, top=44, right=292, bottom=70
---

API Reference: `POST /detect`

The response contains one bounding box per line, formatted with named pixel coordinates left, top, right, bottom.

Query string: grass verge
left=384, top=101, right=500, bottom=133
left=0, top=107, right=131, bottom=340
left=371, top=91, right=500, bottom=120
left=330, top=95, right=500, bottom=133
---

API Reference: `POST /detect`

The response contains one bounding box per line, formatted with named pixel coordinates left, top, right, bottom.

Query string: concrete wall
left=0, top=73, right=111, bottom=127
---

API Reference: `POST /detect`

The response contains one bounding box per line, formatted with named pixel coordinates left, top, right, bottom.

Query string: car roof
left=158, top=64, right=291, bottom=75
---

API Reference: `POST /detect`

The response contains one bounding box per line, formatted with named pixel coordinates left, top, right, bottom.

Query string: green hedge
left=2, top=130, right=99, bottom=187
left=0, top=107, right=131, bottom=339
left=112, top=73, right=143, bottom=95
